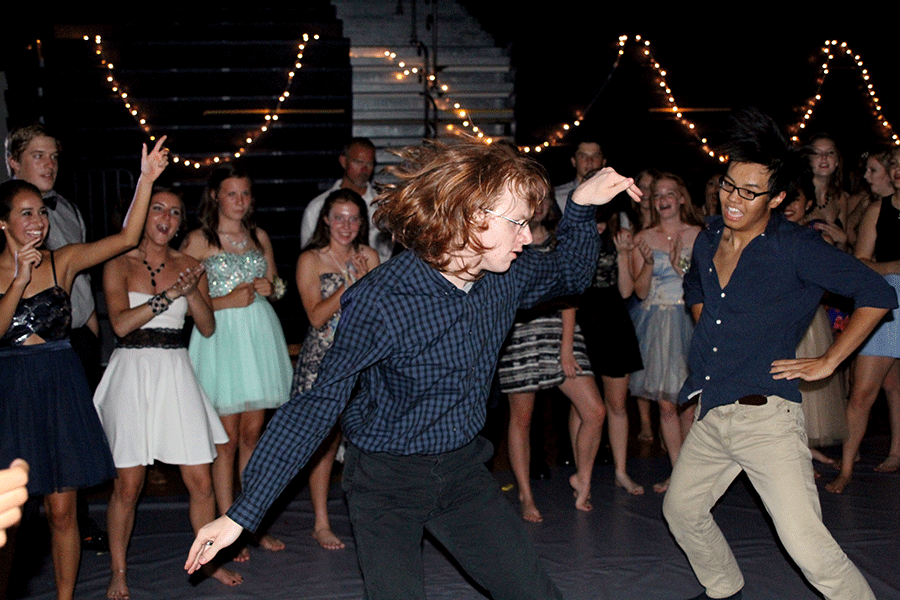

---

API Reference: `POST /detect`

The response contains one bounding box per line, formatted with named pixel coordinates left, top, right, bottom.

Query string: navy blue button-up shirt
left=229, top=199, right=600, bottom=530
left=680, top=212, right=897, bottom=419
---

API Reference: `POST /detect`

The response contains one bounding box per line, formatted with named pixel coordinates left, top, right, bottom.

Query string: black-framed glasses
left=718, top=178, right=771, bottom=201
left=484, top=209, right=529, bottom=232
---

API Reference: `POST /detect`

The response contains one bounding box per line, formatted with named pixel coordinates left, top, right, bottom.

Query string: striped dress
left=497, top=241, right=593, bottom=394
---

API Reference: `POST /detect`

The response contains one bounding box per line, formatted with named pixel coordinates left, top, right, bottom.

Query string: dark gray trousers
left=342, top=436, right=563, bottom=600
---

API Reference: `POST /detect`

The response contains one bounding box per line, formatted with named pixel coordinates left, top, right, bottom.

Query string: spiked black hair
left=718, top=107, right=803, bottom=209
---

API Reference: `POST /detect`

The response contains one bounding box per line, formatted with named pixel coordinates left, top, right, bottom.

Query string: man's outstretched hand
left=572, top=167, right=642, bottom=206
left=185, top=515, right=244, bottom=574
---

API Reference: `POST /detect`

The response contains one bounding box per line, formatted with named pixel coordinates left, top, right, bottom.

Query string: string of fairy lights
left=371, top=47, right=497, bottom=144
left=788, top=40, right=898, bottom=146
left=525, top=36, right=899, bottom=157
left=518, top=34, right=721, bottom=158
left=86, top=33, right=897, bottom=170
left=83, top=32, right=321, bottom=169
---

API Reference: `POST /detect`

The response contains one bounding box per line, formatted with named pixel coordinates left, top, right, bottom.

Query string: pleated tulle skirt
left=0, top=340, right=116, bottom=495
left=189, top=297, right=292, bottom=416
left=797, top=306, right=848, bottom=447
left=859, top=274, right=900, bottom=358
left=628, top=301, right=693, bottom=403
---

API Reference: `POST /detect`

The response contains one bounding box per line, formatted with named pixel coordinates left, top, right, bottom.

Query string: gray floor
left=10, top=437, right=900, bottom=600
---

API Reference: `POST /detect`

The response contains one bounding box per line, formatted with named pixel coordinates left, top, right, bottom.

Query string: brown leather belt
left=736, top=394, right=767, bottom=406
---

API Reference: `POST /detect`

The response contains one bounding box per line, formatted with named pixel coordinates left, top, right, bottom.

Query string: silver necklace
left=222, top=232, right=248, bottom=250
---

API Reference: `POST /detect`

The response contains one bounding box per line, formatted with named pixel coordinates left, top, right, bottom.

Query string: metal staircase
left=333, top=0, right=514, bottom=160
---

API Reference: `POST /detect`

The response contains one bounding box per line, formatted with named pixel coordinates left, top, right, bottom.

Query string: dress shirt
left=300, top=179, right=392, bottom=263
left=43, top=191, right=95, bottom=329
left=553, top=180, right=577, bottom=214
left=229, top=199, right=600, bottom=530
left=681, top=212, right=897, bottom=418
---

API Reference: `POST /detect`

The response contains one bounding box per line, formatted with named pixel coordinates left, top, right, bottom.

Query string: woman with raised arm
left=827, top=145, right=900, bottom=494
left=182, top=164, right=292, bottom=557
left=294, top=188, right=378, bottom=549
left=93, top=188, right=238, bottom=599
left=0, top=139, right=168, bottom=600
left=629, top=172, right=702, bottom=493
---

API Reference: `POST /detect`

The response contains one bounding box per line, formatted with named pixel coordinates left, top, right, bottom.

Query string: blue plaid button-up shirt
left=229, top=199, right=600, bottom=530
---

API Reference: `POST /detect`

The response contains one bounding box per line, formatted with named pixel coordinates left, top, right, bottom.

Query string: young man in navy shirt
left=663, top=109, right=895, bottom=600
left=186, top=139, right=639, bottom=599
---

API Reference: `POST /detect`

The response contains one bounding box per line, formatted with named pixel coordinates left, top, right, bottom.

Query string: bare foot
left=825, top=473, right=851, bottom=494
left=107, top=569, right=129, bottom=600
left=652, top=478, right=670, bottom=494
left=569, top=474, right=593, bottom=512
left=233, top=546, right=250, bottom=562
left=875, top=454, right=900, bottom=473
left=209, top=565, right=243, bottom=586
left=519, top=498, right=543, bottom=523
left=637, top=429, right=654, bottom=442
left=257, top=533, right=285, bottom=552
left=615, top=471, right=645, bottom=495
left=312, top=528, right=346, bottom=550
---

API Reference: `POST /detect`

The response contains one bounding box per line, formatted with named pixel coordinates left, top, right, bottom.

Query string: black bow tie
left=43, top=193, right=58, bottom=210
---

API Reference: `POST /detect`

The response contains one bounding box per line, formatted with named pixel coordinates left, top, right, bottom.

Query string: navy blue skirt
left=0, top=339, right=116, bottom=495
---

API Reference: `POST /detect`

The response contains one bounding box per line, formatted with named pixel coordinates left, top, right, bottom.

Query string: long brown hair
left=197, top=163, right=260, bottom=250
left=305, top=188, right=370, bottom=251
left=805, top=133, right=845, bottom=205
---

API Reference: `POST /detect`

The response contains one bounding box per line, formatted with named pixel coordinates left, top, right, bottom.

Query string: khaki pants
left=663, top=396, right=875, bottom=600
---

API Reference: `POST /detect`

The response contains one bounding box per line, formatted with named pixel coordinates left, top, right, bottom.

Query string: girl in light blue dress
left=628, top=173, right=702, bottom=493
left=183, top=164, right=292, bottom=556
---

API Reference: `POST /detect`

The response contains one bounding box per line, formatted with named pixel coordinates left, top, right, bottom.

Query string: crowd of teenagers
left=0, top=108, right=897, bottom=600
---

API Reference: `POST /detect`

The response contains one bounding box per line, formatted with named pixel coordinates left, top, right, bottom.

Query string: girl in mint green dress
left=183, top=164, right=291, bottom=555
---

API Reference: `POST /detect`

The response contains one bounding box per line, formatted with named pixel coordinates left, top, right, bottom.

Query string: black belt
left=116, top=328, right=184, bottom=349
left=736, top=394, right=767, bottom=406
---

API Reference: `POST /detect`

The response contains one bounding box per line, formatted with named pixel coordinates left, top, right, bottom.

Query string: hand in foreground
left=572, top=167, right=642, bottom=206
left=812, top=221, right=848, bottom=247
left=252, top=277, right=274, bottom=297
left=141, top=136, right=169, bottom=181
left=226, top=282, right=257, bottom=308
left=14, top=238, right=42, bottom=285
left=348, top=252, right=370, bottom=282
left=770, top=356, right=835, bottom=382
left=185, top=515, right=244, bottom=574
left=169, top=266, right=205, bottom=299
left=636, top=238, right=654, bottom=265
left=0, top=459, right=29, bottom=548
left=560, top=348, right=582, bottom=378
left=612, top=229, right=634, bottom=254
